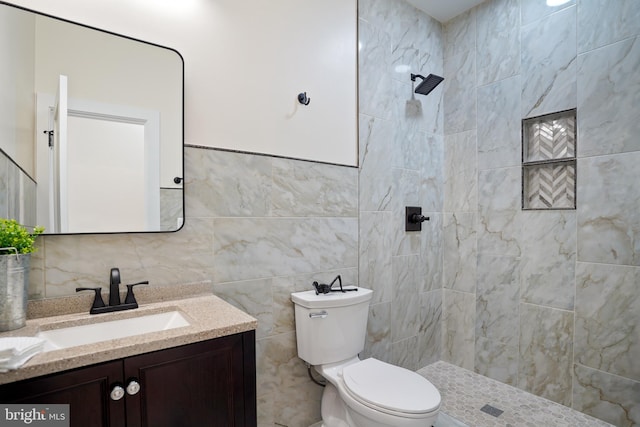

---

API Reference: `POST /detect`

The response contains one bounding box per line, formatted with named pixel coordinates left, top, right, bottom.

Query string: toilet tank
left=291, top=287, right=373, bottom=366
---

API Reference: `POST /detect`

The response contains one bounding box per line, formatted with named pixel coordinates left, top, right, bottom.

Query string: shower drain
left=480, top=404, right=504, bottom=417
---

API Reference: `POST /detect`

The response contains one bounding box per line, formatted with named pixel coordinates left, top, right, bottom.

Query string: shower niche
left=522, top=109, right=577, bottom=210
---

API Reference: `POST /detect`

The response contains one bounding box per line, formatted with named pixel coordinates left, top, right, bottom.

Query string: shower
left=410, top=73, right=444, bottom=96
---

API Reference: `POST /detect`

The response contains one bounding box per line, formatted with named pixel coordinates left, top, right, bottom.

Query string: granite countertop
left=0, top=290, right=257, bottom=386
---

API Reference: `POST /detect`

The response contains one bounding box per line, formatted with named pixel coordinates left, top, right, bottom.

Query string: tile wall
left=357, top=0, right=445, bottom=371
left=0, top=151, right=36, bottom=228
left=442, top=0, right=640, bottom=425
left=26, top=0, right=640, bottom=426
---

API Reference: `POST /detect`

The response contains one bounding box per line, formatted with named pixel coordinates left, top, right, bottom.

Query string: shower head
left=410, top=73, right=444, bottom=96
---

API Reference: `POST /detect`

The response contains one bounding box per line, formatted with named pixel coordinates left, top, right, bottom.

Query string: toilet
left=291, top=287, right=441, bottom=427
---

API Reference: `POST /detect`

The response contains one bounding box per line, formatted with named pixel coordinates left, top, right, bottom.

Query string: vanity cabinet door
left=0, top=360, right=126, bottom=427
left=123, top=331, right=256, bottom=427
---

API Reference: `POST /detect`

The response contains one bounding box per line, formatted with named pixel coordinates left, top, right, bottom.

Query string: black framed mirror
left=0, top=1, right=184, bottom=234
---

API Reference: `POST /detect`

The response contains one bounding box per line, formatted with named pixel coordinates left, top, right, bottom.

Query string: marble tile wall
left=31, top=146, right=359, bottom=427
left=25, top=1, right=640, bottom=426
left=443, top=0, right=640, bottom=425
left=0, top=151, right=37, bottom=228
left=358, top=0, right=444, bottom=374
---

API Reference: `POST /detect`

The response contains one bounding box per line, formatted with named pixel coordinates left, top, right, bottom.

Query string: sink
left=37, top=311, right=190, bottom=352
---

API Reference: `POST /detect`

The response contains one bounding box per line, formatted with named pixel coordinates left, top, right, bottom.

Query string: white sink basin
left=37, top=311, right=190, bottom=352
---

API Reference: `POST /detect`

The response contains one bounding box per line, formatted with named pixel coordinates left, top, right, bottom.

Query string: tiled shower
left=359, top=0, right=639, bottom=425
left=29, top=0, right=639, bottom=426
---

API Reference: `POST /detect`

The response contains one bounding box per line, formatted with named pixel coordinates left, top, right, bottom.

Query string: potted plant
left=0, top=219, right=44, bottom=331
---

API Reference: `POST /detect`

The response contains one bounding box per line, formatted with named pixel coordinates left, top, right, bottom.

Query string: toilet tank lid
left=291, top=287, right=372, bottom=308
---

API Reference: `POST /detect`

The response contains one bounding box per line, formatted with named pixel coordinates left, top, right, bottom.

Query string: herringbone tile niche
left=522, top=110, right=577, bottom=210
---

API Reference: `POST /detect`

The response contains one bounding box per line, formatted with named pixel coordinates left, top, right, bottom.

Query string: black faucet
left=76, top=268, right=148, bottom=315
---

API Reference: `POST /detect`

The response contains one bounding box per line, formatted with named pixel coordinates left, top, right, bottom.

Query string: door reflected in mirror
left=0, top=2, right=184, bottom=234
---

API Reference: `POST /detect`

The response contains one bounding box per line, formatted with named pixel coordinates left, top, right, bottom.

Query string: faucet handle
left=109, top=268, right=122, bottom=306
left=76, top=287, right=106, bottom=311
left=124, top=281, right=149, bottom=305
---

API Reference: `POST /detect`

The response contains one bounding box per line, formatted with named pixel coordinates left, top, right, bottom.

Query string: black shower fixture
left=410, top=73, right=444, bottom=96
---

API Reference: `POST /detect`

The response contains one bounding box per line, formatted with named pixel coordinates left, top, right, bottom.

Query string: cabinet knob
left=110, top=385, right=125, bottom=401
left=126, top=380, right=141, bottom=396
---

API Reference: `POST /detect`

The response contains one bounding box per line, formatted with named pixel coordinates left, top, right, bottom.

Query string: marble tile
left=358, top=114, right=394, bottom=211
left=420, top=361, right=613, bottom=427
left=0, top=155, right=7, bottom=218
left=420, top=133, right=444, bottom=213
left=213, top=278, right=273, bottom=340
left=521, top=211, right=576, bottom=310
left=417, top=289, right=442, bottom=368
left=444, top=213, right=477, bottom=293
left=476, top=0, right=520, bottom=86
left=577, top=0, right=640, bottom=53
left=443, top=9, right=475, bottom=59
left=443, top=289, right=475, bottom=370
left=255, top=332, right=308, bottom=396
left=521, top=0, right=576, bottom=26
left=574, top=262, right=640, bottom=381
left=359, top=211, right=393, bottom=304
left=521, top=6, right=577, bottom=118
left=573, top=363, right=640, bottom=427
left=392, top=254, right=422, bottom=298
left=28, top=239, right=45, bottom=300
left=271, top=158, right=357, bottom=217
left=475, top=337, right=518, bottom=386
left=391, top=335, right=419, bottom=371
left=43, top=218, right=215, bottom=297
left=518, top=303, right=574, bottom=406
left=256, top=394, right=274, bottom=427
left=388, top=1, right=442, bottom=83
left=477, top=167, right=522, bottom=257
left=391, top=168, right=421, bottom=256
left=444, top=50, right=477, bottom=134
left=364, top=301, right=392, bottom=363
left=477, top=75, right=521, bottom=171
left=159, top=188, right=182, bottom=231
left=444, top=130, right=477, bottom=212
left=184, top=147, right=272, bottom=218
left=393, top=80, right=445, bottom=139
left=476, top=254, right=520, bottom=346
left=577, top=36, right=640, bottom=157
left=391, top=292, right=420, bottom=342
left=577, top=153, right=640, bottom=266
left=273, top=380, right=323, bottom=427
left=358, top=19, right=393, bottom=120
left=213, top=217, right=357, bottom=283
left=420, top=213, right=443, bottom=293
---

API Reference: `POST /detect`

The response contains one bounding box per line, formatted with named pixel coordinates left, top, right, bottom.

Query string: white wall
left=33, top=15, right=182, bottom=188
left=7, top=0, right=358, bottom=166
left=0, top=6, right=36, bottom=176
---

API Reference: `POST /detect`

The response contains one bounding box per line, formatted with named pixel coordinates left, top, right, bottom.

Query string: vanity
left=0, top=292, right=258, bottom=427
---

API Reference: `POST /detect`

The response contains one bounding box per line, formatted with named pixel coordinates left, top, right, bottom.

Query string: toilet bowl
left=317, top=357, right=440, bottom=427
left=291, top=287, right=441, bottom=427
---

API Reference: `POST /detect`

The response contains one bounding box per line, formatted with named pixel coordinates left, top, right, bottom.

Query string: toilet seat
left=341, top=358, right=440, bottom=416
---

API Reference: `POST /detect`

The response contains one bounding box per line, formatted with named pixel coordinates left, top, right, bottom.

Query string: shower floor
left=420, top=361, right=613, bottom=427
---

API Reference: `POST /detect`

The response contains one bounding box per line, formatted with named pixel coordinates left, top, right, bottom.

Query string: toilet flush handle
left=309, top=310, right=328, bottom=319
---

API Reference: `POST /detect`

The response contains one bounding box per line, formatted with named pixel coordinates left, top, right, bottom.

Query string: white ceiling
left=406, top=0, right=486, bottom=23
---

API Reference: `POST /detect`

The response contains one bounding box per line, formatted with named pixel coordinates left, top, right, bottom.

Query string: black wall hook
left=298, top=92, right=311, bottom=105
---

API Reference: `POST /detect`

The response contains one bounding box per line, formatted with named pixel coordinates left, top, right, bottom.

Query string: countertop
left=0, top=292, right=257, bottom=385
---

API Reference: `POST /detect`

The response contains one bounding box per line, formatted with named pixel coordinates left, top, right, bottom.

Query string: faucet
left=76, top=268, right=148, bottom=315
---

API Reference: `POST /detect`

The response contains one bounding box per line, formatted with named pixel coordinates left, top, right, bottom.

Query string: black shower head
left=411, top=73, right=444, bottom=96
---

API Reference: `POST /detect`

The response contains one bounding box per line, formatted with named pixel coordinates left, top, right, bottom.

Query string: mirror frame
left=0, top=1, right=185, bottom=235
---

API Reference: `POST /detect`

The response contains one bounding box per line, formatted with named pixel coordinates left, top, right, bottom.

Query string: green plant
left=0, top=218, right=44, bottom=255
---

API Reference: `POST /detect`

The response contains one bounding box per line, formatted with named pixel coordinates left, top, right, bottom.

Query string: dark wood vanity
left=0, top=331, right=256, bottom=427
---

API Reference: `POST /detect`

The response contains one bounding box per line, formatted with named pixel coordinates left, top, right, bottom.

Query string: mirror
left=0, top=2, right=184, bottom=234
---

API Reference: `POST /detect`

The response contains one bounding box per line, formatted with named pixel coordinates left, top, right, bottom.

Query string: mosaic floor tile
left=419, top=361, right=613, bottom=427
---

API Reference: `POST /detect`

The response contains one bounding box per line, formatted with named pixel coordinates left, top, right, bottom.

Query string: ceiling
left=405, top=0, right=486, bottom=23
